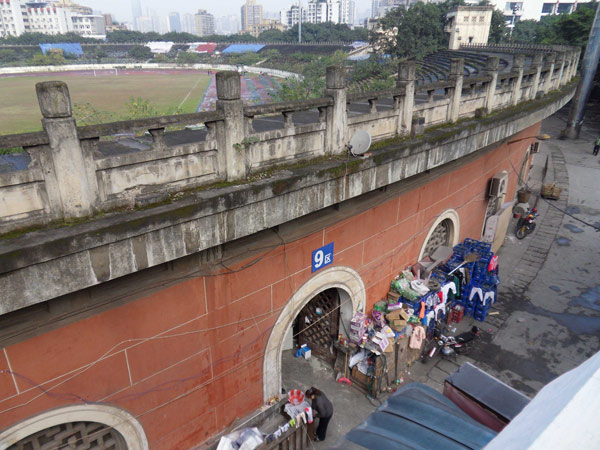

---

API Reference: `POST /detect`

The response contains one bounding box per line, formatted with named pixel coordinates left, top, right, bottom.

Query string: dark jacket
left=312, top=393, right=333, bottom=418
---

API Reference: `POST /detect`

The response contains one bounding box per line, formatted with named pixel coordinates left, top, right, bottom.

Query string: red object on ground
left=450, top=305, right=464, bottom=324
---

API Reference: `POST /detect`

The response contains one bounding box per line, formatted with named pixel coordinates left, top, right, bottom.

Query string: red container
left=288, top=389, right=305, bottom=405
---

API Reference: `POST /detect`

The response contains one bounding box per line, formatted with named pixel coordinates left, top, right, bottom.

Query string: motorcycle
left=515, top=207, right=538, bottom=239
left=420, top=325, right=480, bottom=363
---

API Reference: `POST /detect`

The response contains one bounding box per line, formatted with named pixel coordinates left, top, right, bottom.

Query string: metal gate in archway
left=8, top=421, right=127, bottom=450
left=296, top=288, right=340, bottom=365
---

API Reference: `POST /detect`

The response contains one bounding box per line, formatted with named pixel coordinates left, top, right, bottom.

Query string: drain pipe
left=565, top=4, right=600, bottom=139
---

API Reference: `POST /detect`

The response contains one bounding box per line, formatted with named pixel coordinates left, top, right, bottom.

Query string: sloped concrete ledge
left=0, top=83, right=576, bottom=314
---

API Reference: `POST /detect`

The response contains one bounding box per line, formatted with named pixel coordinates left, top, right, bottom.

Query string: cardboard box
left=387, top=291, right=401, bottom=302
left=386, top=309, right=410, bottom=331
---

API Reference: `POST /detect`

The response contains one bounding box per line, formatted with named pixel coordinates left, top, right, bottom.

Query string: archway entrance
left=263, top=266, right=366, bottom=401
left=0, top=404, right=148, bottom=450
left=8, top=421, right=127, bottom=450
left=294, top=288, right=340, bottom=365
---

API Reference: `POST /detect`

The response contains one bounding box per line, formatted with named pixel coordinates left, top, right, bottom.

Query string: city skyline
left=77, top=0, right=372, bottom=24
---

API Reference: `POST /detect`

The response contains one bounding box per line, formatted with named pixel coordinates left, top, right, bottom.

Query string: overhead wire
left=0, top=145, right=521, bottom=448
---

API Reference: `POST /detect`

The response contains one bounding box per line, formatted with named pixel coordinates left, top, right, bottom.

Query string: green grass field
left=0, top=72, right=211, bottom=134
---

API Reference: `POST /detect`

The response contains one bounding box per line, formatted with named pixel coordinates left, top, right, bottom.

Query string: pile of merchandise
left=336, top=238, right=500, bottom=395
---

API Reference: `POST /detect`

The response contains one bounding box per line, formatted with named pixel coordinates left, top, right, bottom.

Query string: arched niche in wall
left=262, top=266, right=366, bottom=402
left=0, top=404, right=149, bottom=450
left=418, top=209, right=460, bottom=260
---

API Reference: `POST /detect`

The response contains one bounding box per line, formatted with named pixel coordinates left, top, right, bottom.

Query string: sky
left=77, top=0, right=373, bottom=23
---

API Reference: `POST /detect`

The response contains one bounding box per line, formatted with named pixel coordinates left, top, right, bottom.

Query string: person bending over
left=305, top=387, right=333, bottom=442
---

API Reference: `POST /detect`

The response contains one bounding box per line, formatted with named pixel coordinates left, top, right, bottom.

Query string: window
left=557, top=3, right=573, bottom=13
left=542, top=3, right=554, bottom=13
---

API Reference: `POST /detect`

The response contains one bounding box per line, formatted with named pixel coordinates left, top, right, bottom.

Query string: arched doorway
left=294, top=288, right=340, bottom=365
left=7, top=421, right=127, bottom=449
left=0, top=404, right=148, bottom=450
left=263, top=266, right=366, bottom=401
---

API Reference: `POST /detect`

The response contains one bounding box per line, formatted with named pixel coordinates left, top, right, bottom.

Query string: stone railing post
left=216, top=71, right=246, bottom=180
left=483, top=56, right=499, bottom=113
left=396, top=61, right=416, bottom=135
left=570, top=49, right=581, bottom=80
left=555, top=51, right=566, bottom=88
left=530, top=53, right=544, bottom=99
left=324, top=66, right=347, bottom=155
left=36, top=81, right=98, bottom=219
left=543, top=52, right=556, bottom=94
left=511, top=54, right=525, bottom=106
left=447, top=58, right=464, bottom=122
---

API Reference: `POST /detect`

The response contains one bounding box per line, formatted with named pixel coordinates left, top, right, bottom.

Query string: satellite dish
left=347, top=130, right=371, bottom=156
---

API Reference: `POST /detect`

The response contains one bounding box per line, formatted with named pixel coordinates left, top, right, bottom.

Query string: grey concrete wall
left=0, top=78, right=577, bottom=315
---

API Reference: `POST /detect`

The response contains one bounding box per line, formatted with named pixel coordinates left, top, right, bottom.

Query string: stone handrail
left=76, top=111, right=224, bottom=139
left=0, top=46, right=580, bottom=233
left=244, top=98, right=333, bottom=117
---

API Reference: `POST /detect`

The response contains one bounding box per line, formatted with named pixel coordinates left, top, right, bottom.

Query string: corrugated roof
left=331, top=383, right=497, bottom=450
left=222, top=44, right=265, bottom=54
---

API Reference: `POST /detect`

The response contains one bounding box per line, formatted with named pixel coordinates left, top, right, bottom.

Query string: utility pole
left=565, top=3, right=600, bottom=139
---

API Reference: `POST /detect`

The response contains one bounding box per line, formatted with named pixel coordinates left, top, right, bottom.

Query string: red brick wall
left=0, top=127, right=537, bottom=448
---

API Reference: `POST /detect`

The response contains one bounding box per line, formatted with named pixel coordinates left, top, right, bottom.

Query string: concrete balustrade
left=0, top=46, right=580, bottom=233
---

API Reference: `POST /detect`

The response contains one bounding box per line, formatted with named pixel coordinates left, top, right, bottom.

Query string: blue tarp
left=40, top=43, right=83, bottom=57
left=222, top=44, right=265, bottom=54
left=330, top=383, right=497, bottom=450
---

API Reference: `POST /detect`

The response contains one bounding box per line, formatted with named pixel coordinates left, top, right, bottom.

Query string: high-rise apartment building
left=280, top=4, right=307, bottom=27
left=131, top=0, right=142, bottom=29
left=182, top=13, right=195, bottom=34
left=304, top=0, right=352, bottom=25
left=0, top=0, right=106, bottom=38
left=0, top=0, right=26, bottom=37
left=194, top=9, right=215, bottom=37
left=168, top=12, right=182, bottom=32
left=241, top=0, right=262, bottom=32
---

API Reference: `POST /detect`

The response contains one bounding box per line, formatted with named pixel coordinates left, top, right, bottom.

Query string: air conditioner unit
left=489, top=171, right=508, bottom=197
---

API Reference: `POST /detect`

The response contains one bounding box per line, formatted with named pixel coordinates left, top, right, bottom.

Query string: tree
left=0, top=49, right=17, bottom=63
left=176, top=51, right=202, bottom=64
left=371, top=3, right=453, bottom=59
left=154, top=54, right=169, bottom=63
left=258, top=29, right=286, bottom=42
left=489, top=9, right=508, bottom=43
left=0, top=32, right=99, bottom=45
left=28, top=52, right=66, bottom=66
left=125, top=97, right=159, bottom=119
left=510, top=2, right=597, bottom=46
left=128, top=45, right=152, bottom=60
left=511, top=19, right=539, bottom=43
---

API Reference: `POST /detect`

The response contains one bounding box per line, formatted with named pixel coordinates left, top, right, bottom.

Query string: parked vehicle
left=421, top=324, right=480, bottom=363
left=515, top=208, right=538, bottom=239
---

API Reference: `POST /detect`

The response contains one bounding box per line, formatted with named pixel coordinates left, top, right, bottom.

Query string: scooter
left=420, top=325, right=480, bottom=363
left=515, top=208, right=538, bottom=239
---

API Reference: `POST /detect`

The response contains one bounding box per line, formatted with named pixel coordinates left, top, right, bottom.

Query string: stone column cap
left=36, top=81, right=72, bottom=119
left=216, top=71, right=241, bottom=100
